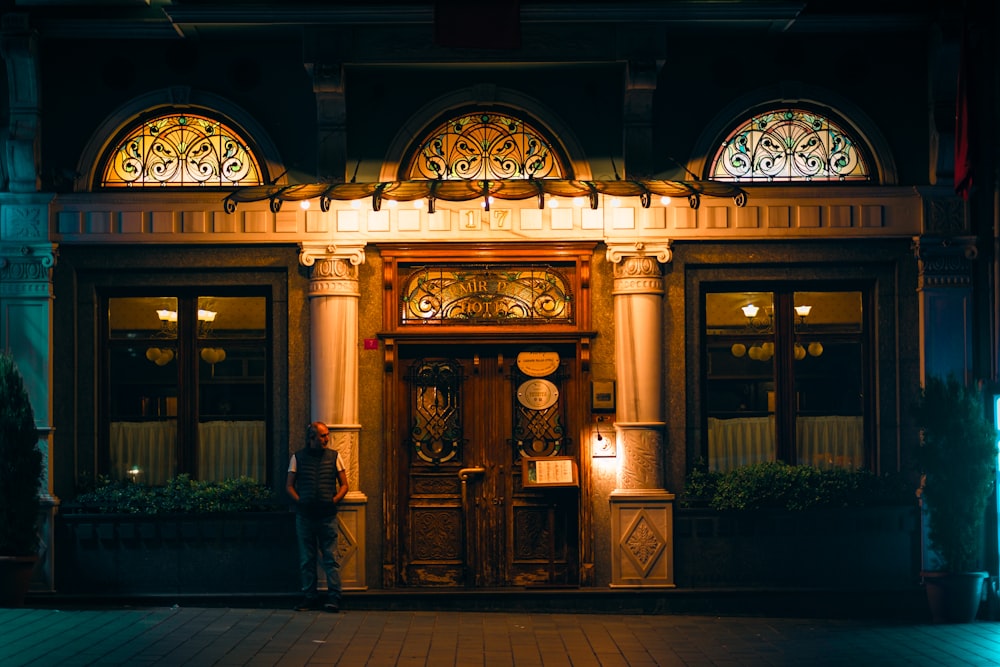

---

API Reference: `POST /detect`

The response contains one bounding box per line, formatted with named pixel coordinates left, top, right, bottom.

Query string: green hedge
left=681, top=461, right=915, bottom=511
left=69, top=474, right=281, bottom=514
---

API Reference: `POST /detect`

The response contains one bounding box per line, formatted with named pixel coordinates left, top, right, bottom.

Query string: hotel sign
left=401, top=266, right=573, bottom=324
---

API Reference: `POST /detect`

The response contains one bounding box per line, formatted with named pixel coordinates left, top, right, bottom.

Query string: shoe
left=323, top=600, right=340, bottom=613
left=294, top=597, right=319, bottom=611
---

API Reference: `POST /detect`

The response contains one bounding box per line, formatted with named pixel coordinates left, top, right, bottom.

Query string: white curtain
left=708, top=415, right=863, bottom=472
left=707, top=416, right=775, bottom=472
left=796, top=415, right=864, bottom=469
left=109, top=421, right=177, bottom=485
left=198, top=420, right=266, bottom=481
left=110, top=420, right=266, bottom=484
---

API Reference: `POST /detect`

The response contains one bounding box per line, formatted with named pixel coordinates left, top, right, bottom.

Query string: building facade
left=2, top=2, right=997, bottom=596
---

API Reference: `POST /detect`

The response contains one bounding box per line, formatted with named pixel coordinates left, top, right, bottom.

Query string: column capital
left=299, top=242, right=366, bottom=268
left=605, top=240, right=672, bottom=265
left=0, top=242, right=57, bottom=298
left=911, top=235, right=977, bottom=289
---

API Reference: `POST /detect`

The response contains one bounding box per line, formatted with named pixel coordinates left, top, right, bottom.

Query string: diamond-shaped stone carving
left=622, top=511, right=665, bottom=577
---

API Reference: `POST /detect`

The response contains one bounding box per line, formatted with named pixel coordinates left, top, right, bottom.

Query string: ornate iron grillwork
left=407, top=359, right=464, bottom=464
left=511, top=367, right=566, bottom=460
left=409, top=112, right=562, bottom=181
left=102, top=112, right=264, bottom=187
left=710, top=108, right=870, bottom=182
left=401, top=265, right=573, bottom=325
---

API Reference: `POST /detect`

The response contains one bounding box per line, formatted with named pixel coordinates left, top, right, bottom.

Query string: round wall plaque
left=516, top=379, right=559, bottom=410
left=516, top=350, right=560, bottom=377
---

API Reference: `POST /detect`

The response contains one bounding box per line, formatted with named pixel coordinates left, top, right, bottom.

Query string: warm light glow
left=157, top=309, right=178, bottom=323
left=794, top=305, right=812, bottom=317
left=299, top=199, right=311, bottom=210
left=741, top=304, right=760, bottom=318
left=197, top=309, right=217, bottom=322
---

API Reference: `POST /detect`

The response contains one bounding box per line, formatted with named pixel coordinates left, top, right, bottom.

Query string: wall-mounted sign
left=522, top=456, right=579, bottom=487
left=517, top=379, right=559, bottom=410
left=516, top=350, right=560, bottom=377
left=591, top=380, right=616, bottom=412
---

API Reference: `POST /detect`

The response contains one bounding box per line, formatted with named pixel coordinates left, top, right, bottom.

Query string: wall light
left=592, top=416, right=616, bottom=457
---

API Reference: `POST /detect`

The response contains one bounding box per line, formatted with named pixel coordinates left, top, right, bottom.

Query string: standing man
left=286, top=421, right=349, bottom=612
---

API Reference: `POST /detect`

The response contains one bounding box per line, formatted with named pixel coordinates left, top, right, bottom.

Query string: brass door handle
left=458, top=467, right=486, bottom=481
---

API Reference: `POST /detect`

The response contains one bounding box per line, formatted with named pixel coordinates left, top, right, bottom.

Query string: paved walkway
left=2, top=605, right=1000, bottom=666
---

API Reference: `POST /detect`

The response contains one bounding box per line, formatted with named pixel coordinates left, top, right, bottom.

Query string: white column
left=299, top=242, right=367, bottom=589
left=606, top=241, right=675, bottom=588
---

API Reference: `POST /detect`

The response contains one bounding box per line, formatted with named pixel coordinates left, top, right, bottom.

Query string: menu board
left=522, top=456, right=579, bottom=487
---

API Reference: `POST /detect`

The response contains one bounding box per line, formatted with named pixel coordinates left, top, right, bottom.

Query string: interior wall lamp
left=741, top=303, right=772, bottom=330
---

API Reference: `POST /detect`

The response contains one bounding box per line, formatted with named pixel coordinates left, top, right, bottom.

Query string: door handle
left=457, top=466, right=486, bottom=481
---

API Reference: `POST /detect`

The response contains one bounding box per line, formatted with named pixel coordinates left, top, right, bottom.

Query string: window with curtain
left=105, top=293, right=269, bottom=484
left=703, top=288, right=869, bottom=472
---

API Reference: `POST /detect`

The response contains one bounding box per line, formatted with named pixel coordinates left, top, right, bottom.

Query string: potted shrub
left=916, top=375, right=999, bottom=623
left=0, top=353, right=43, bottom=606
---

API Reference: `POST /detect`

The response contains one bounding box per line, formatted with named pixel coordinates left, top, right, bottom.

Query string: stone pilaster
left=304, top=62, right=347, bottom=182
left=912, top=235, right=977, bottom=383
left=605, top=241, right=674, bottom=587
left=1, top=14, right=41, bottom=193
left=623, top=60, right=663, bottom=178
left=299, top=242, right=367, bottom=589
left=1, top=195, right=58, bottom=591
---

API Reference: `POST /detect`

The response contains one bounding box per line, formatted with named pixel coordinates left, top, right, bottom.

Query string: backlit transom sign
left=401, top=266, right=573, bottom=324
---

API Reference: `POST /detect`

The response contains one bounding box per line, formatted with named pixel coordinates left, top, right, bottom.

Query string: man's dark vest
left=295, top=448, right=338, bottom=516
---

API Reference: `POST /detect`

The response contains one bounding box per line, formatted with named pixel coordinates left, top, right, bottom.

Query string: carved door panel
left=398, top=343, right=579, bottom=588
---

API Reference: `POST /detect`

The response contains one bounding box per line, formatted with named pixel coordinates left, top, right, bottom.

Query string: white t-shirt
left=288, top=447, right=346, bottom=473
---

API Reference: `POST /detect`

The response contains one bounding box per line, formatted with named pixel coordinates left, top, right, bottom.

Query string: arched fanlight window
left=709, top=108, right=871, bottom=183
left=407, top=112, right=565, bottom=181
left=100, top=111, right=265, bottom=187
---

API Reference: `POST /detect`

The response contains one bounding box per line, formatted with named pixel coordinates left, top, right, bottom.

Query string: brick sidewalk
left=2, top=606, right=999, bottom=666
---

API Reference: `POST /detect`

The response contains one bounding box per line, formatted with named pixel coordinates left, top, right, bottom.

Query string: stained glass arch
left=709, top=107, right=872, bottom=183
left=99, top=110, right=266, bottom=188
left=406, top=111, right=565, bottom=181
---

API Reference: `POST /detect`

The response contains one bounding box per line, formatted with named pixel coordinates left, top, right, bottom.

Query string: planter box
left=55, top=512, right=299, bottom=595
left=674, top=505, right=921, bottom=589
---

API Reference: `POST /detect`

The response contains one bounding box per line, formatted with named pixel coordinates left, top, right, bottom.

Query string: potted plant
left=0, top=353, right=43, bottom=607
left=916, top=374, right=998, bottom=623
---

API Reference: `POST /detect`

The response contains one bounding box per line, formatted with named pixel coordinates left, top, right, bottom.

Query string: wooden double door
left=395, top=342, right=580, bottom=588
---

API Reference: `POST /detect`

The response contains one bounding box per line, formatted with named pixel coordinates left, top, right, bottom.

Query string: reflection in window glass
left=704, top=292, right=776, bottom=471
left=108, top=297, right=179, bottom=485
left=196, top=296, right=267, bottom=481
left=105, top=294, right=269, bottom=484
left=704, top=289, right=866, bottom=472
left=792, top=291, right=864, bottom=469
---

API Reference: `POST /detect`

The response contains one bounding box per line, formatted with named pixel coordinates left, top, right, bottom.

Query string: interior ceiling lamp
left=731, top=303, right=822, bottom=361
left=222, top=178, right=749, bottom=214
left=151, top=308, right=225, bottom=365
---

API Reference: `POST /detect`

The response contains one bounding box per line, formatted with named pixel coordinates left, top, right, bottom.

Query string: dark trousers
left=295, top=512, right=341, bottom=600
